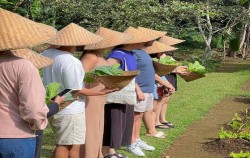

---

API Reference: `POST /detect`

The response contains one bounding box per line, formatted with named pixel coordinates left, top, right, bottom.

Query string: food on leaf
left=84, top=64, right=124, bottom=83
left=187, top=61, right=206, bottom=74
left=152, top=56, right=177, bottom=65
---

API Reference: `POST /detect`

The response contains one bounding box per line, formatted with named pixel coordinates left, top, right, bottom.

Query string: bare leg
left=102, top=146, right=109, bottom=156
left=102, top=147, right=115, bottom=156
left=69, top=145, right=81, bottom=158
left=155, top=98, right=162, bottom=126
left=109, top=148, right=116, bottom=154
left=160, top=95, right=170, bottom=123
left=143, top=101, right=159, bottom=135
left=132, top=112, right=143, bottom=143
left=54, top=145, right=71, bottom=158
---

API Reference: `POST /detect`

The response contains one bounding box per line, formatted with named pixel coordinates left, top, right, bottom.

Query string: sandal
left=146, top=131, right=166, bottom=138
left=161, top=121, right=175, bottom=128
left=114, top=153, right=127, bottom=158
left=104, top=154, right=118, bottom=158
left=104, top=153, right=127, bottom=158
left=155, top=124, right=171, bottom=129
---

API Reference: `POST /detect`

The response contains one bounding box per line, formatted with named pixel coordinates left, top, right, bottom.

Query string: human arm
left=75, top=87, right=117, bottom=96
left=106, top=58, right=121, bottom=65
left=155, top=74, right=175, bottom=93
left=46, top=96, right=65, bottom=118
left=173, top=66, right=188, bottom=75
left=81, top=53, right=99, bottom=72
left=18, top=63, right=49, bottom=130
left=135, top=83, right=145, bottom=101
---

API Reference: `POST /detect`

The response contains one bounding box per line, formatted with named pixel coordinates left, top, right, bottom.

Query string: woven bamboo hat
left=84, top=27, right=133, bottom=50
left=49, top=23, right=103, bottom=46
left=11, top=49, right=53, bottom=69
left=123, top=27, right=156, bottom=44
left=144, top=41, right=178, bottom=54
left=159, top=35, right=185, bottom=46
left=137, top=27, right=166, bottom=40
left=0, top=8, right=57, bottom=51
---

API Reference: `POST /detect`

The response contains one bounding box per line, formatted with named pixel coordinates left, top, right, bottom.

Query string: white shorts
left=134, top=93, right=153, bottom=112
left=49, top=112, right=86, bottom=145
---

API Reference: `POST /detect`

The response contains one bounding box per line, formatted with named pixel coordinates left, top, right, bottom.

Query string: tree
left=169, top=0, right=249, bottom=63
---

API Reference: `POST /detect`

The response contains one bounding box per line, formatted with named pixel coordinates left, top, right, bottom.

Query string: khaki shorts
left=134, top=93, right=153, bottom=112
left=49, top=112, right=86, bottom=145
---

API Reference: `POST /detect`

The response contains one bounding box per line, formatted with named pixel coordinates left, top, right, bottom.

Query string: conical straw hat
left=49, top=23, right=103, bottom=46
left=144, top=41, right=178, bottom=54
left=84, top=27, right=133, bottom=50
left=159, top=35, right=185, bottom=46
left=137, top=27, right=166, bottom=40
left=123, top=27, right=156, bottom=44
left=11, top=49, right=53, bottom=69
left=0, top=8, right=57, bottom=51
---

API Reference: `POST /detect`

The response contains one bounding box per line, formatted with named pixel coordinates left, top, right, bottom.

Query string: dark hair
left=149, top=53, right=158, bottom=58
left=113, top=44, right=123, bottom=50
left=165, top=51, right=174, bottom=57
left=144, top=40, right=154, bottom=47
left=79, top=50, right=88, bottom=60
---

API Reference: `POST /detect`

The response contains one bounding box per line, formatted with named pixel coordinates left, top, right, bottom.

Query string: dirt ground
left=163, top=97, right=250, bottom=158
left=163, top=60, right=250, bottom=158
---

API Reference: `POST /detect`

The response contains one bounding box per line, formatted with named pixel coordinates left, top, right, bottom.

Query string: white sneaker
left=136, top=139, right=155, bottom=151
left=126, top=143, right=145, bottom=156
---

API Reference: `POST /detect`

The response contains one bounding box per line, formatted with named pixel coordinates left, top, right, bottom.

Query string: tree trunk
left=242, top=26, right=250, bottom=59
left=240, top=3, right=250, bottom=59
left=240, top=24, right=248, bottom=49
left=223, top=41, right=226, bottom=59
left=202, top=45, right=211, bottom=64
left=196, top=3, right=213, bottom=64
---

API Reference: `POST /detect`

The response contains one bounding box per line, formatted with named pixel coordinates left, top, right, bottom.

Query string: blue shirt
left=133, top=49, right=155, bottom=93
left=107, top=49, right=137, bottom=71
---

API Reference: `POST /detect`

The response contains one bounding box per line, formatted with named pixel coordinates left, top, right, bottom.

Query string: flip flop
left=146, top=131, right=166, bottom=138
left=114, top=153, right=127, bottom=158
left=161, top=122, right=175, bottom=128
left=155, top=124, right=171, bottom=129
left=104, top=154, right=118, bottom=158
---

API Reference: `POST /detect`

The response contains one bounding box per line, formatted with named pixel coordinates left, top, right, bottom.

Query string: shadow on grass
left=216, top=63, right=250, bottom=73
left=233, top=97, right=250, bottom=105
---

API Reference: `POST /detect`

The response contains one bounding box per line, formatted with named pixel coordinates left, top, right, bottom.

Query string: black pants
left=103, top=104, right=134, bottom=148
left=35, top=102, right=59, bottom=158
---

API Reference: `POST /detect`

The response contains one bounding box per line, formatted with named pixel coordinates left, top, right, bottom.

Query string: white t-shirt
left=42, top=49, right=85, bottom=115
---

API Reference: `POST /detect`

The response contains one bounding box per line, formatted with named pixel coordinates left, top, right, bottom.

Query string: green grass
left=41, top=63, right=250, bottom=158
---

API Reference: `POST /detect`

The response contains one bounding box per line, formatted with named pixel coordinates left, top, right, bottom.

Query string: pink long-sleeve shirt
left=0, top=56, right=49, bottom=138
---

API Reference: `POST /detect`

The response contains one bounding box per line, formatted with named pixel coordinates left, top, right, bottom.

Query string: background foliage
left=0, top=0, right=249, bottom=62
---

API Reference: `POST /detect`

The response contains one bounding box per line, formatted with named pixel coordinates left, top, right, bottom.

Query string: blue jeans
left=0, top=137, right=36, bottom=158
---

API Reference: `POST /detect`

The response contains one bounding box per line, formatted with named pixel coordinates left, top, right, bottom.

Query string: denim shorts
left=0, top=137, right=36, bottom=158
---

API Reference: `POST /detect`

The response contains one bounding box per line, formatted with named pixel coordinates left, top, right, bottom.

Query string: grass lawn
left=41, top=62, right=250, bottom=158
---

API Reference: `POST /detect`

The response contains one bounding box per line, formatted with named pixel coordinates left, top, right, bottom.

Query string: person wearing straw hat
left=135, top=27, right=175, bottom=136
left=124, top=27, right=175, bottom=156
left=0, top=8, right=56, bottom=158
left=41, top=23, right=114, bottom=158
left=101, top=26, right=156, bottom=158
left=159, top=35, right=186, bottom=46
left=11, top=48, right=67, bottom=158
left=144, top=41, right=178, bottom=131
left=80, top=27, right=129, bottom=158
left=157, top=36, right=187, bottom=129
